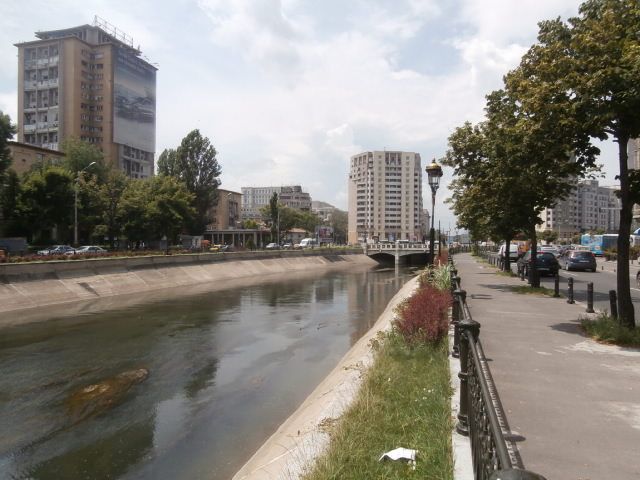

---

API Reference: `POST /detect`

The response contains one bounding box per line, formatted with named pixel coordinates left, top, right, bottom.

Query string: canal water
left=0, top=265, right=412, bottom=479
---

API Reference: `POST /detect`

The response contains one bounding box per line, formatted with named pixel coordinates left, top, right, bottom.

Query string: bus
left=580, top=234, right=618, bottom=256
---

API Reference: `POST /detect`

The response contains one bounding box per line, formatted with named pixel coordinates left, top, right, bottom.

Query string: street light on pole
left=74, top=161, right=97, bottom=246
left=425, top=158, right=443, bottom=265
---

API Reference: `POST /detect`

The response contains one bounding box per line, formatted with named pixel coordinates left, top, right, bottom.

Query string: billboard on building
left=113, top=48, right=156, bottom=153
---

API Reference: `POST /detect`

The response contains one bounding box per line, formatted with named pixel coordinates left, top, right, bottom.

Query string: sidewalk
left=453, top=253, right=640, bottom=480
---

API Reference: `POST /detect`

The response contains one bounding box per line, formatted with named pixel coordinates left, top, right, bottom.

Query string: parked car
left=517, top=251, right=560, bottom=277
left=38, top=245, right=75, bottom=256
left=559, top=250, right=597, bottom=272
left=265, top=243, right=280, bottom=250
left=282, top=242, right=293, bottom=249
left=66, top=245, right=107, bottom=256
left=539, top=245, right=561, bottom=258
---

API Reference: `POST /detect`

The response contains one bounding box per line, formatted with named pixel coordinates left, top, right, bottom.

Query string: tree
left=157, top=130, right=222, bottom=234
left=98, top=171, right=129, bottom=248
left=118, top=176, right=195, bottom=245
left=330, top=209, right=348, bottom=244
left=539, top=230, right=559, bottom=245
left=60, top=137, right=108, bottom=182
left=242, top=219, right=259, bottom=229
left=0, top=170, right=22, bottom=236
left=0, top=111, right=15, bottom=173
left=19, top=166, right=74, bottom=242
left=0, top=111, right=16, bottom=219
left=507, top=0, right=640, bottom=326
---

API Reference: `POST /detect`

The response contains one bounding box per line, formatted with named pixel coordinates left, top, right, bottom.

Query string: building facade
left=15, top=18, right=157, bottom=179
left=538, top=179, right=621, bottom=240
left=7, top=141, right=65, bottom=175
left=348, top=151, right=423, bottom=244
left=241, top=185, right=312, bottom=220
left=207, top=189, right=242, bottom=230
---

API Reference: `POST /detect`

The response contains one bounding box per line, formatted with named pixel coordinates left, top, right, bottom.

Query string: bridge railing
left=448, top=254, right=546, bottom=480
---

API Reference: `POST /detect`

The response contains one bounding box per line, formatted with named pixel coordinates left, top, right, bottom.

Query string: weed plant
left=303, top=333, right=453, bottom=480
left=581, top=313, right=640, bottom=347
left=394, top=284, right=452, bottom=345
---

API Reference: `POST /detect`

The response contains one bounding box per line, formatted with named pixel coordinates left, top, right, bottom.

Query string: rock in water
left=67, top=368, right=149, bottom=424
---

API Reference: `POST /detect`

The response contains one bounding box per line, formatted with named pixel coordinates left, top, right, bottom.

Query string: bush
left=394, top=283, right=452, bottom=345
left=581, top=313, right=640, bottom=347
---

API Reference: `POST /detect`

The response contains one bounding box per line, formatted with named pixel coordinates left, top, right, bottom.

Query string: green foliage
left=157, top=130, right=222, bottom=234
left=507, top=0, right=640, bottom=325
left=118, top=176, right=195, bottom=244
left=581, top=313, right=640, bottom=347
left=60, top=137, right=108, bottom=181
left=539, top=229, right=559, bottom=244
left=19, top=166, right=75, bottom=241
left=241, top=219, right=259, bottom=229
left=303, top=333, right=453, bottom=480
left=0, top=111, right=16, bottom=180
left=330, top=209, right=348, bottom=244
left=418, top=263, right=452, bottom=291
left=98, top=170, right=129, bottom=247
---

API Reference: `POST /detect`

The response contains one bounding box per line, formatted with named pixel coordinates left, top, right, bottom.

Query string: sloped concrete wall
left=0, top=251, right=372, bottom=323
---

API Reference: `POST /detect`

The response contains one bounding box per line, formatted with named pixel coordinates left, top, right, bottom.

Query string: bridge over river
left=364, top=242, right=436, bottom=266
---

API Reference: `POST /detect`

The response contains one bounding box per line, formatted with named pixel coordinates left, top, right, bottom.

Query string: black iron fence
left=448, top=255, right=546, bottom=480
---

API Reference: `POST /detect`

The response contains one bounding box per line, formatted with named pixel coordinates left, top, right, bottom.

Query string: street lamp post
left=425, top=159, right=443, bottom=265
left=74, top=162, right=97, bottom=247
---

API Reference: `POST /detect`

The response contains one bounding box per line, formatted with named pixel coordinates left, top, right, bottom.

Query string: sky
left=0, top=0, right=621, bottom=233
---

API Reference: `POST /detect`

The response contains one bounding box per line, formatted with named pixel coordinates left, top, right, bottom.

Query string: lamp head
left=425, top=158, right=443, bottom=189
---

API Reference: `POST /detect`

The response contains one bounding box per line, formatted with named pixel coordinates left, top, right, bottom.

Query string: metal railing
left=448, top=254, right=546, bottom=480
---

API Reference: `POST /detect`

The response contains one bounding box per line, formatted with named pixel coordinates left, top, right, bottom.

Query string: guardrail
left=448, top=254, right=546, bottom=480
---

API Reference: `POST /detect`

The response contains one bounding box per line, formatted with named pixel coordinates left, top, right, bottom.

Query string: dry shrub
left=395, top=283, right=452, bottom=345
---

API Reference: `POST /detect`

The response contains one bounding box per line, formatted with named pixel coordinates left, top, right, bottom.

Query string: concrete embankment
left=233, top=275, right=419, bottom=480
left=0, top=249, right=371, bottom=326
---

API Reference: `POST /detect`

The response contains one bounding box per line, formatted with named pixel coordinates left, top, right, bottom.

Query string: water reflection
left=0, top=265, right=412, bottom=479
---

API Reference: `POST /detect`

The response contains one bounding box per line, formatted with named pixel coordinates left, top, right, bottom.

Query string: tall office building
left=348, top=151, right=423, bottom=244
left=15, top=17, right=157, bottom=178
left=241, top=185, right=312, bottom=220
left=538, top=179, right=621, bottom=239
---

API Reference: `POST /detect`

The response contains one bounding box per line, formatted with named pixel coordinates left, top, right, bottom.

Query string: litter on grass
left=378, top=447, right=417, bottom=468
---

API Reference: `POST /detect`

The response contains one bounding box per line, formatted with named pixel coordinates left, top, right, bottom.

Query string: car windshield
left=539, top=253, right=555, bottom=260
left=572, top=251, right=593, bottom=258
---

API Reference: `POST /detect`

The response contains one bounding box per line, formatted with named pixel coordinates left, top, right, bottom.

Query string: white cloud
left=4, top=0, right=616, bottom=231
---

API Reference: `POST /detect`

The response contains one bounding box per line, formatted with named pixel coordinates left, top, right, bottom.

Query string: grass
left=581, top=313, right=640, bottom=347
left=510, top=285, right=561, bottom=297
left=302, top=332, right=453, bottom=480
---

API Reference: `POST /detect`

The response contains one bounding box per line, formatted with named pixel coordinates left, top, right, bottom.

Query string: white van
left=298, top=238, right=317, bottom=248
left=498, top=243, right=520, bottom=261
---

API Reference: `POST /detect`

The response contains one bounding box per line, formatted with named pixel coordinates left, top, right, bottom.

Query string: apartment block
left=15, top=18, right=157, bottom=178
left=241, top=185, right=312, bottom=220
left=628, top=138, right=640, bottom=224
left=538, top=179, right=621, bottom=239
left=347, top=151, right=423, bottom=244
left=207, top=189, right=242, bottom=230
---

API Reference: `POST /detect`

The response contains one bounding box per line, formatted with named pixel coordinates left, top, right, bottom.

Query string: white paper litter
left=378, top=447, right=417, bottom=463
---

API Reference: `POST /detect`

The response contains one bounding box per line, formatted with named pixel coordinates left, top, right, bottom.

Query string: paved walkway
left=453, top=253, right=640, bottom=480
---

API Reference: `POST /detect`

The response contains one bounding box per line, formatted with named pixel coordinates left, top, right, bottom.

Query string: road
left=510, top=259, right=640, bottom=314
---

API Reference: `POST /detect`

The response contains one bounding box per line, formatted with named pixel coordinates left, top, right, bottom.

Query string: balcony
left=24, top=80, right=38, bottom=90
left=23, top=124, right=36, bottom=133
left=38, top=78, right=58, bottom=88
left=41, top=142, right=59, bottom=151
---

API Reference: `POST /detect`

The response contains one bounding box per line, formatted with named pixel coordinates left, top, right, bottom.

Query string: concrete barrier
left=0, top=249, right=370, bottom=324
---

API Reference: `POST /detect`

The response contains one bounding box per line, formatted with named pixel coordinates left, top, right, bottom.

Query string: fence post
left=567, top=277, right=574, bottom=304
left=489, top=469, right=547, bottom=480
left=452, top=289, right=466, bottom=358
left=554, top=275, right=560, bottom=298
left=609, top=290, right=618, bottom=320
left=586, top=282, right=595, bottom=313
left=456, top=317, right=480, bottom=437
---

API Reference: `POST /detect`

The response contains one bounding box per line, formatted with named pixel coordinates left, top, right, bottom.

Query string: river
left=0, top=265, right=412, bottom=479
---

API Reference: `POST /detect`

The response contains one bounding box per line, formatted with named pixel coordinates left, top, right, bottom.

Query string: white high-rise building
left=348, top=151, right=423, bottom=244
left=240, top=185, right=312, bottom=220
